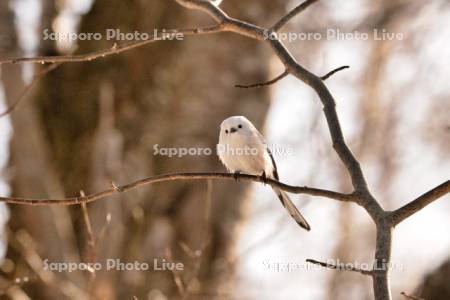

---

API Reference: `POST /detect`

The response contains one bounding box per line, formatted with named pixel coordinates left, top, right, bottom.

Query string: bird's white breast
left=218, top=130, right=273, bottom=176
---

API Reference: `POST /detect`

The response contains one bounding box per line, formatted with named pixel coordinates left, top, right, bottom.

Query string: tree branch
left=235, top=70, right=288, bottom=88
left=306, top=258, right=373, bottom=276
left=391, top=180, right=450, bottom=225
left=400, top=291, right=424, bottom=300
left=0, top=26, right=223, bottom=65
left=0, top=172, right=355, bottom=206
left=0, top=63, right=61, bottom=117
left=234, top=65, right=349, bottom=89
left=272, top=0, right=319, bottom=32
left=320, top=65, right=350, bottom=80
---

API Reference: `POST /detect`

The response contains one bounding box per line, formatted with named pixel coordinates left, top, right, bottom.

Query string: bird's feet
left=260, top=171, right=268, bottom=185
left=233, top=171, right=241, bottom=182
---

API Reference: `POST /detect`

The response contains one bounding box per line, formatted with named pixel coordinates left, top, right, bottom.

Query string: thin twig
left=320, top=65, right=350, bottom=80
left=234, top=65, right=349, bottom=89
left=0, top=63, right=61, bottom=117
left=0, top=172, right=355, bottom=206
left=182, top=180, right=213, bottom=299
left=272, top=0, right=319, bottom=31
left=235, top=70, right=288, bottom=88
left=400, top=291, right=425, bottom=300
left=0, top=26, right=223, bottom=65
left=306, top=258, right=373, bottom=276
left=80, top=191, right=97, bottom=295
left=11, top=229, right=88, bottom=299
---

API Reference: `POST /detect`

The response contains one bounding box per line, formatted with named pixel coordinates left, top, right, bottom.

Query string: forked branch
left=391, top=180, right=450, bottom=225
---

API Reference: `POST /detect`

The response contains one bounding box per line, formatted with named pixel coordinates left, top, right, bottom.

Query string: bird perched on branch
left=218, top=116, right=311, bottom=231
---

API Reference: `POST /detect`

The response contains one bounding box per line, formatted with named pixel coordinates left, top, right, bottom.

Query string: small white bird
left=218, top=116, right=311, bottom=231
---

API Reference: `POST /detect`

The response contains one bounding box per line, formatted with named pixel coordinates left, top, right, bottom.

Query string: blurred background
left=0, top=0, right=449, bottom=299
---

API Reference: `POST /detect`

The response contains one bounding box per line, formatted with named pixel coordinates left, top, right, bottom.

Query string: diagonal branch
left=306, top=259, right=373, bottom=276
left=235, top=70, right=288, bottom=88
left=0, top=172, right=355, bottom=206
left=400, top=292, right=424, bottom=300
left=0, top=63, right=61, bottom=117
left=320, top=65, right=350, bottom=80
left=0, top=26, right=223, bottom=65
left=272, top=0, right=319, bottom=32
left=268, top=39, right=371, bottom=196
left=234, top=65, right=349, bottom=89
left=391, top=180, right=450, bottom=225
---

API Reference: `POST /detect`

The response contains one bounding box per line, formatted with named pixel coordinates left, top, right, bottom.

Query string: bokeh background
left=0, top=0, right=449, bottom=299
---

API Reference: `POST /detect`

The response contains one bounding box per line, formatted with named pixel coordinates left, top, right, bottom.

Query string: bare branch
left=235, top=70, right=288, bottom=88
left=391, top=180, right=450, bottom=225
left=80, top=191, right=97, bottom=296
left=272, top=0, right=319, bottom=32
left=0, top=172, right=355, bottom=206
left=235, top=65, right=349, bottom=89
left=0, top=26, right=223, bottom=65
left=400, top=291, right=424, bottom=300
left=268, top=39, right=372, bottom=196
left=306, top=258, right=373, bottom=276
left=0, top=63, right=60, bottom=117
left=320, top=65, right=350, bottom=80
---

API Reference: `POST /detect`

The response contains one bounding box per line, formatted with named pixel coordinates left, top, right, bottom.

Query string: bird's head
left=220, top=115, right=256, bottom=136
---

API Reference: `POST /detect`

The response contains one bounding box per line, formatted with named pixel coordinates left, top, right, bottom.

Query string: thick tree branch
left=272, top=0, right=319, bottom=32
left=390, top=180, right=450, bottom=225
left=0, top=172, right=355, bottom=206
left=268, top=39, right=372, bottom=196
left=306, top=259, right=373, bottom=276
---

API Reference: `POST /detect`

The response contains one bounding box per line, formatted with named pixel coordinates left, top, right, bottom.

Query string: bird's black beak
left=230, top=127, right=237, bottom=133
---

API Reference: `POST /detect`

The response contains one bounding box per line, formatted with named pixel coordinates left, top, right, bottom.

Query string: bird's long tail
left=273, top=188, right=311, bottom=231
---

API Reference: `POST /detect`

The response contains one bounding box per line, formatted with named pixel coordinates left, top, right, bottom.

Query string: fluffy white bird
left=218, top=116, right=311, bottom=231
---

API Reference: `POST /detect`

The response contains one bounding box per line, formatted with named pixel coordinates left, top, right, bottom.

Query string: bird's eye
left=238, top=124, right=242, bottom=129
left=225, top=130, right=229, bottom=134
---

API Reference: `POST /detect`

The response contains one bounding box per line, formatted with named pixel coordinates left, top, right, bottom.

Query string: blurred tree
left=1, top=0, right=285, bottom=299
left=418, top=257, right=450, bottom=300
